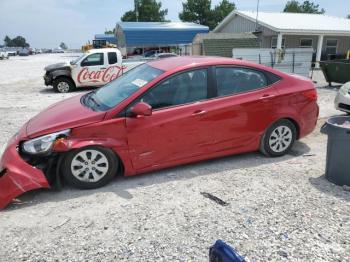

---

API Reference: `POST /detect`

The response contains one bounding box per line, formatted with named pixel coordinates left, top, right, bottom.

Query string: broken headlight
left=22, top=129, right=70, bottom=155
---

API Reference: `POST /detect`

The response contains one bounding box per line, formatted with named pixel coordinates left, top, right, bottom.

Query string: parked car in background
left=152, top=53, right=178, bottom=59
left=18, top=48, right=30, bottom=56
left=334, top=82, right=350, bottom=113
left=0, top=56, right=319, bottom=209
left=144, top=50, right=159, bottom=57
left=53, top=48, right=64, bottom=53
left=6, top=50, right=17, bottom=56
left=0, top=49, right=9, bottom=59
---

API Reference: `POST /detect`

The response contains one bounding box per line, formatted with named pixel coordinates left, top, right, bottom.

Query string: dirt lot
left=0, top=54, right=349, bottom=261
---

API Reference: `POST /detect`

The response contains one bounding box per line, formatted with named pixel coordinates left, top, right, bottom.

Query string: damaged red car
left=0, top=57, right=319, bottom=209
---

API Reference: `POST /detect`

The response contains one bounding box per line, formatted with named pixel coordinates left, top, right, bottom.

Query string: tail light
left=302, top=89, right=317, bottom=101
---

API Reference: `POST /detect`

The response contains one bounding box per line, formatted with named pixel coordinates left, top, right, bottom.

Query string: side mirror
left=131, top=102, right=152, bottom=117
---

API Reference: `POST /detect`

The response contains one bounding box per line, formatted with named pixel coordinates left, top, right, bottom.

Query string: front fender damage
left=0, top=136, right=127, bottom=209
left=0, top=142, right=50, bottom=209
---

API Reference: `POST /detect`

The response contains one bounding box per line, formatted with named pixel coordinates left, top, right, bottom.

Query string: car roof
left=87, top=48, right=119, bottom=54
left=147, top=56, right=267, bottom=71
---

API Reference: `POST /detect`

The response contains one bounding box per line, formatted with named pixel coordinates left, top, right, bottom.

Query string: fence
left=232, top=48, right=314, bottom=77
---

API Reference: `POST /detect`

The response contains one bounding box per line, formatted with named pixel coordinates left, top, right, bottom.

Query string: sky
left=0, top=0, right=348, bottom=48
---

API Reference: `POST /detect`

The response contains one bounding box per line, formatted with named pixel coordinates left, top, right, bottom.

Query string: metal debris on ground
left=200, top=192, right=229, bottom=206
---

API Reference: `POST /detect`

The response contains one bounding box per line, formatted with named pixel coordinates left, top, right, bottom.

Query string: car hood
left=26, top=94, right=106, bottom=138
left=44, top=62, right=71, bottom=72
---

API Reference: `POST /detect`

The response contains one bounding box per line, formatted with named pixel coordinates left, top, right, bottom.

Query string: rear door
left=195, top=66, right=280, bottom=153
left=102, top=51, right=125, bottom=84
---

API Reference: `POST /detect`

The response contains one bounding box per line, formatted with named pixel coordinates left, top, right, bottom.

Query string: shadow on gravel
left=39, top=86, right=96, bottom=94
left=317, top=84, right=342, bottom=91
left=309, top=175, right=350, bottom=202
left=4, top=141, right=311, bottom=211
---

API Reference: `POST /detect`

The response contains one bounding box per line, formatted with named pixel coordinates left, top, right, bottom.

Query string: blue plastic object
left=209, top=240, right=246, bottom=262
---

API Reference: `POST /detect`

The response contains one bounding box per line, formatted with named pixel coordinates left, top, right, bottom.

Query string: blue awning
left=116, top=22, right=209, bottom=47
left=94, top=34, right=117, bottom=45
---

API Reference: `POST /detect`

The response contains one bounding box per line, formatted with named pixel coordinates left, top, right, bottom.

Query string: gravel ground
left=0, top=54, right=349, bottom=261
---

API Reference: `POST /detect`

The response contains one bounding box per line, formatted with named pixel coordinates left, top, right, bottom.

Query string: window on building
left=271, top=37, right=286, bottom=49
left=300, top=39, right=313, bottom=48
left=326, top=39, right=338, bottom=55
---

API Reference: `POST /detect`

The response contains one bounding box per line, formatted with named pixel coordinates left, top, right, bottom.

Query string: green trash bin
left=321, top=116, right=350, bottom=186
left=320, top=59, right=350, bottom=86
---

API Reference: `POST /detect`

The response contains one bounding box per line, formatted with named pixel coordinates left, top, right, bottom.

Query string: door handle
left=100, top=67, right=106, bottom=70
left=260, top=94, right=275, bottom=100
left=192, top=110, right=206, bottom=116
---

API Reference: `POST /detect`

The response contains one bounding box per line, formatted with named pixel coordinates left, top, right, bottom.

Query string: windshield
left=82, top=64, right=164, bottom=111
left=70, top=53, right=85, bottom=65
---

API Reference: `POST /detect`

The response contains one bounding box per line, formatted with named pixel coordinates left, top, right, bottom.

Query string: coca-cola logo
left=77, top=65, right=127, bottom=84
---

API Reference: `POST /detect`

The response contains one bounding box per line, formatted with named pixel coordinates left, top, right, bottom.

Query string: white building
left=214, top=11, right=350, bottom=67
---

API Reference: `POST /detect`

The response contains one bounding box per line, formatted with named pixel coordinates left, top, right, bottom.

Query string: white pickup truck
left=44, top=48, right=144, bottom=93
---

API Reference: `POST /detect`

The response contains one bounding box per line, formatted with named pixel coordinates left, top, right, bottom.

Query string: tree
left=179, top=0, right=235, bottom=30
left=121, top=0, right=168, bottom=22
left=4, top=35, right=11, bottom=47
left=212, top=0, right=236, bottom=28
left=60, top=42, right=68, bottom=50
left=179, top=0, right=212, bottom=27
left=104, top=28, right=115, bottom=34
left=347, top=14, right=350, bottom=19
left=283, top=0, right=325, bottom=14
left=3, top=35, right=30, bottom=47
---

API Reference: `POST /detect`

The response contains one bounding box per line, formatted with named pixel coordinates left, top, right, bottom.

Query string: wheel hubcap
left=71, top=149, right=109, bottom=182
left=268, top=125, right=293, bottom=153
left=57, top=82, right=70, bottom=92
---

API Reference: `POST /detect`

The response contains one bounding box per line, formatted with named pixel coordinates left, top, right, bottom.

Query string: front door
left=73, top=52, right=106, bottom=87
left=125, top=68, right=210, bottom=171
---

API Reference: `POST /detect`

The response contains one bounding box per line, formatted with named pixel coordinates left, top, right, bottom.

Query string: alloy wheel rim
left=57, top=82, right=70, bottom=92
left=268, top=125, right=293, bottom=153
left=71, top=149, right=109, bottom=182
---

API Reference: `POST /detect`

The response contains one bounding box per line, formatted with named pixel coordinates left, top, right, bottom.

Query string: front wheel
left=260, top=119, right=296, bottom=157
left=61, top=146, right=119, bottom=189
left=53, top=77, right=75, bottom=93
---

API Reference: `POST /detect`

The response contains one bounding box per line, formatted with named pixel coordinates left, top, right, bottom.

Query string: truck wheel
left=53, top=77, right=75, bottom=93
left=61, top=146, right=119, bottom=189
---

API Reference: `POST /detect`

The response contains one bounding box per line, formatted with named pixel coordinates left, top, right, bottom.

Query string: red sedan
left=0, top=57, right=318, bottom=208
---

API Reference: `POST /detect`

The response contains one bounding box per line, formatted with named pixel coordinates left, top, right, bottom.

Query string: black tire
left=53, top=77, right=75, bottom=93
left=260, top=119, right=297, bottom=157
left=61, top=146, right=119, bottom=189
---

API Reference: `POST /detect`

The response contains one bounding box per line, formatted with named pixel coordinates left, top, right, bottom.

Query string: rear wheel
left=61, top=146, right=119, bottom=189
left=260, top=119, right=296, bottom=157
left=53, top=77, right=75, bottom=93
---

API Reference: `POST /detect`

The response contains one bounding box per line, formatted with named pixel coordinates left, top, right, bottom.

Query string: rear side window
left=215, top=67, right=269, bottom=96
left=81, top=53, right=104, bottom=66
left=108, top=52, right=118, bottom=64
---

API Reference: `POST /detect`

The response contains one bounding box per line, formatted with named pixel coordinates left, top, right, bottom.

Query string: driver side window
left=138, top=69, right=208, bottom=110
left=81, top=53, right=104, bottom=67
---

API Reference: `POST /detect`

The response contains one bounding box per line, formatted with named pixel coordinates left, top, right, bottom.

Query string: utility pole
left=135, top=0, right=139, bottom=22
left=255, top=0, right=260, bottom=31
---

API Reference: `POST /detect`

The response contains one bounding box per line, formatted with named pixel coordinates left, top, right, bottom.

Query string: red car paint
left=0, top=57, right=319, bottom=209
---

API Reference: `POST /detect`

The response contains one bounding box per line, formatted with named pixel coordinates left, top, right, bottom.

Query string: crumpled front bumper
left=0, top=134, right=50, bottom=209
left=43, top=73, right=52, bottom=86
